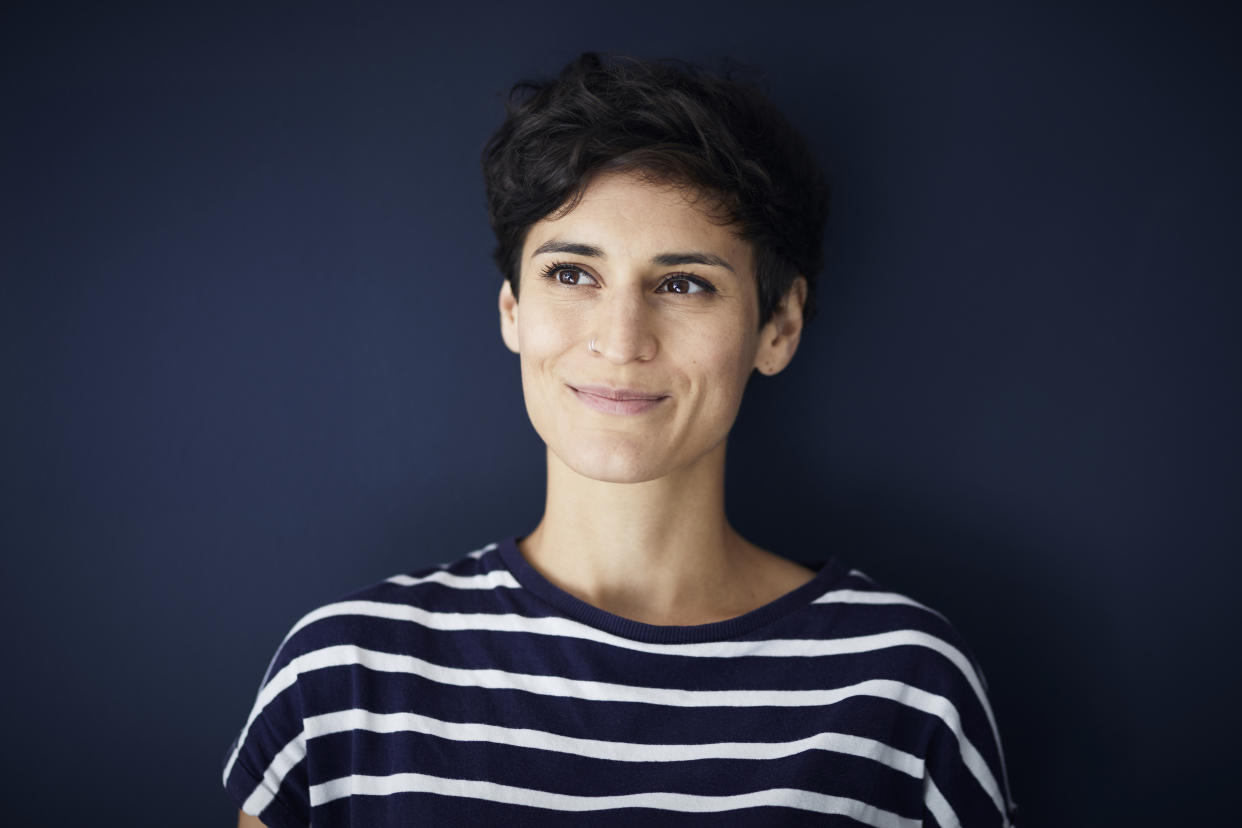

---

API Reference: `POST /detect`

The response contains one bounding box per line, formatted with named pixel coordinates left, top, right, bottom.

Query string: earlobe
left=498, top=279, right=520, bottom=354
left=753, top=276, right=807, bottom=376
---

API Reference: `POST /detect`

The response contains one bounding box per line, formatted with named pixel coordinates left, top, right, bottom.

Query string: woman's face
left=498, top=171, right=803, bottom=484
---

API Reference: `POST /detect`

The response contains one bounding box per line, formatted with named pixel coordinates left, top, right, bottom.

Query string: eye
left=657, top=275, right=716, bottom=295
left=539, top=262, right=598, bottom=287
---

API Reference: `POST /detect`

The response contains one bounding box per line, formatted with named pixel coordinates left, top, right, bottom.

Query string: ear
left=753, top=276, right=807, bottom=376
left=498, top=278, right=520, bottom=354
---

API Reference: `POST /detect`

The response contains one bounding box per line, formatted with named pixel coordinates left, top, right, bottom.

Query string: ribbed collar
left=495, top=536, right=848, bottom=644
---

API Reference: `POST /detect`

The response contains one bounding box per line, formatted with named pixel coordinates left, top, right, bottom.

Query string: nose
left=591, top=287, right=659, bottom=364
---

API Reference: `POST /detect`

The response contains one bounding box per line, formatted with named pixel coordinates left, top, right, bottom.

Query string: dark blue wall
left=3, top=2, right=1238, bottom=825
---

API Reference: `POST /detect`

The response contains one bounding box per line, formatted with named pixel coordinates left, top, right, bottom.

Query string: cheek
left=517, top=306, right=581, bottom=401
left=680, top=330, right=756, bottom=416
left=518, top=304, right=580, bottom=363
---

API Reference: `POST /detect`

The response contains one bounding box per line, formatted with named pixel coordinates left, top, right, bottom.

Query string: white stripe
left=814, top=588, right=945, bottom=619
left=273, top=645, right=944, bottom=709
left=386, top=543, right=501, bottom=586
left=289, top=600, right=964, bottom=663
left=318, top=708, right=923, bottom=773
left=385, top=568, right=520, bottom=589
left=848, top=569, right=878, bottom=584
left=238, top=644, right=1002, bottom=812
left=309, top=772, right=919, bottom=826
left=238, top=706, right=924, bottom=813
left=240, top=729, right=306, bottom=817
left=923, top=776, right=961, bottom=828
left=280, top=600, right=999, bottom=750
left=466, top=543, right=497, bottom=559
left=222, top=650, right=303, bottom=787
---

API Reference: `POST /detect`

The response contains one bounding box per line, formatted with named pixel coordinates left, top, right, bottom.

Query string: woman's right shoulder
left=261, top=539, right=517, bottom=675
left=342, top=539, right=518, bottom=603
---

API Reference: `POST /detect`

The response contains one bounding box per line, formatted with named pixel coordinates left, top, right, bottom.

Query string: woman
left=225, top=53, right=1016, bottom=827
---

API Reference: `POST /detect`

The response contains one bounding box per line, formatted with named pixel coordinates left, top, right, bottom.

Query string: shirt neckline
left=495, top=536, right=849, bottom=644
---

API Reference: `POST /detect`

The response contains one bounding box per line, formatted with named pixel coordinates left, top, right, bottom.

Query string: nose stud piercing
left=588, top=339, right=600, bottom=353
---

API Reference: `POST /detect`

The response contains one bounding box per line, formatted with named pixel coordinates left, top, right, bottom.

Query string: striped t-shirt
left=222, top=538, right=1016, bottom=827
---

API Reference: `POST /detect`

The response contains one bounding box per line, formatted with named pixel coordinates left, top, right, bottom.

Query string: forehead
left=522, top=172, right=752, bottom=268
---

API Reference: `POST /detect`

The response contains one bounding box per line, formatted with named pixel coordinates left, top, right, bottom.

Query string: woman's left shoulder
left=797, top=563, right=997, bottom=691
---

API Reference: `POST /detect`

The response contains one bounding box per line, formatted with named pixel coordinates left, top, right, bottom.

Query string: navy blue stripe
left=291, top=666, right=943, bottom=757
left=927, top=721, right=1008, bottom=823
left=314, top=793, right=886, bottom=828
left=305, top=729, right=922, bottom=813
left=273, top=617, right=985, bottom=711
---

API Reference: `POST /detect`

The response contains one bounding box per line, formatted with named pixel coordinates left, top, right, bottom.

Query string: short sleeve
left=918, top=648, right=1018, bottom=828
left=922, top=719, right=1018, bottom=826
left=221, top=628, right=314, bottom=828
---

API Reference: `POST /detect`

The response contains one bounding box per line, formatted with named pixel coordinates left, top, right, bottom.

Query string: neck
left=518, top=441, right=812, bottom=625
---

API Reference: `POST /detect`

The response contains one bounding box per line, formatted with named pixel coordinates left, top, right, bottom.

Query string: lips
left=570, top=384, right=665, bottom=401
left=568, top=383, right=668, bottom=415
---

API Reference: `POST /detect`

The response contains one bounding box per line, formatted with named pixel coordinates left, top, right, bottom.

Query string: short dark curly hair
left=481, top=52, right=830, bottom=329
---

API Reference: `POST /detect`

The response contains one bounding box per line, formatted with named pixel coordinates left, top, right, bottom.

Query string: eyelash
left=538, top=261, right=718, bottom=295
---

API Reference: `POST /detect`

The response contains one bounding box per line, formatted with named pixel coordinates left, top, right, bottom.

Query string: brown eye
left=658, top=275, right=713, bottom=295
left=540, top=264, right=598, bottom=286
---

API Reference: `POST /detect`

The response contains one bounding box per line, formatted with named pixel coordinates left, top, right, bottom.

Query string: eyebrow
left=651, top=251, right=735, bottom=272
left=532, top=240, right=605, bottom=259
left=531, top=239, right=735, bottom=272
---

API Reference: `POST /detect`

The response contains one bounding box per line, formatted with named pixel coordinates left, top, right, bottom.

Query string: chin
left=556, top=442, right=666, bottom=485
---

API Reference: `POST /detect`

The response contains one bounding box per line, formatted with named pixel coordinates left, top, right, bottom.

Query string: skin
left=499, top=170, right=813, bottom=625
left=234, top=171, right=810, bottom=827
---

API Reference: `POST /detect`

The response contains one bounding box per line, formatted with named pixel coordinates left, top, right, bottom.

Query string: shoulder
left=808, top=564, right=988, bottom=683
left=257, top=540, right=517, bottom=686
left=809, top=565, right=1016, bottom=824
left=814, top=566, right=1002, bottom=742
left=221, top=541, right=517, bottom=825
